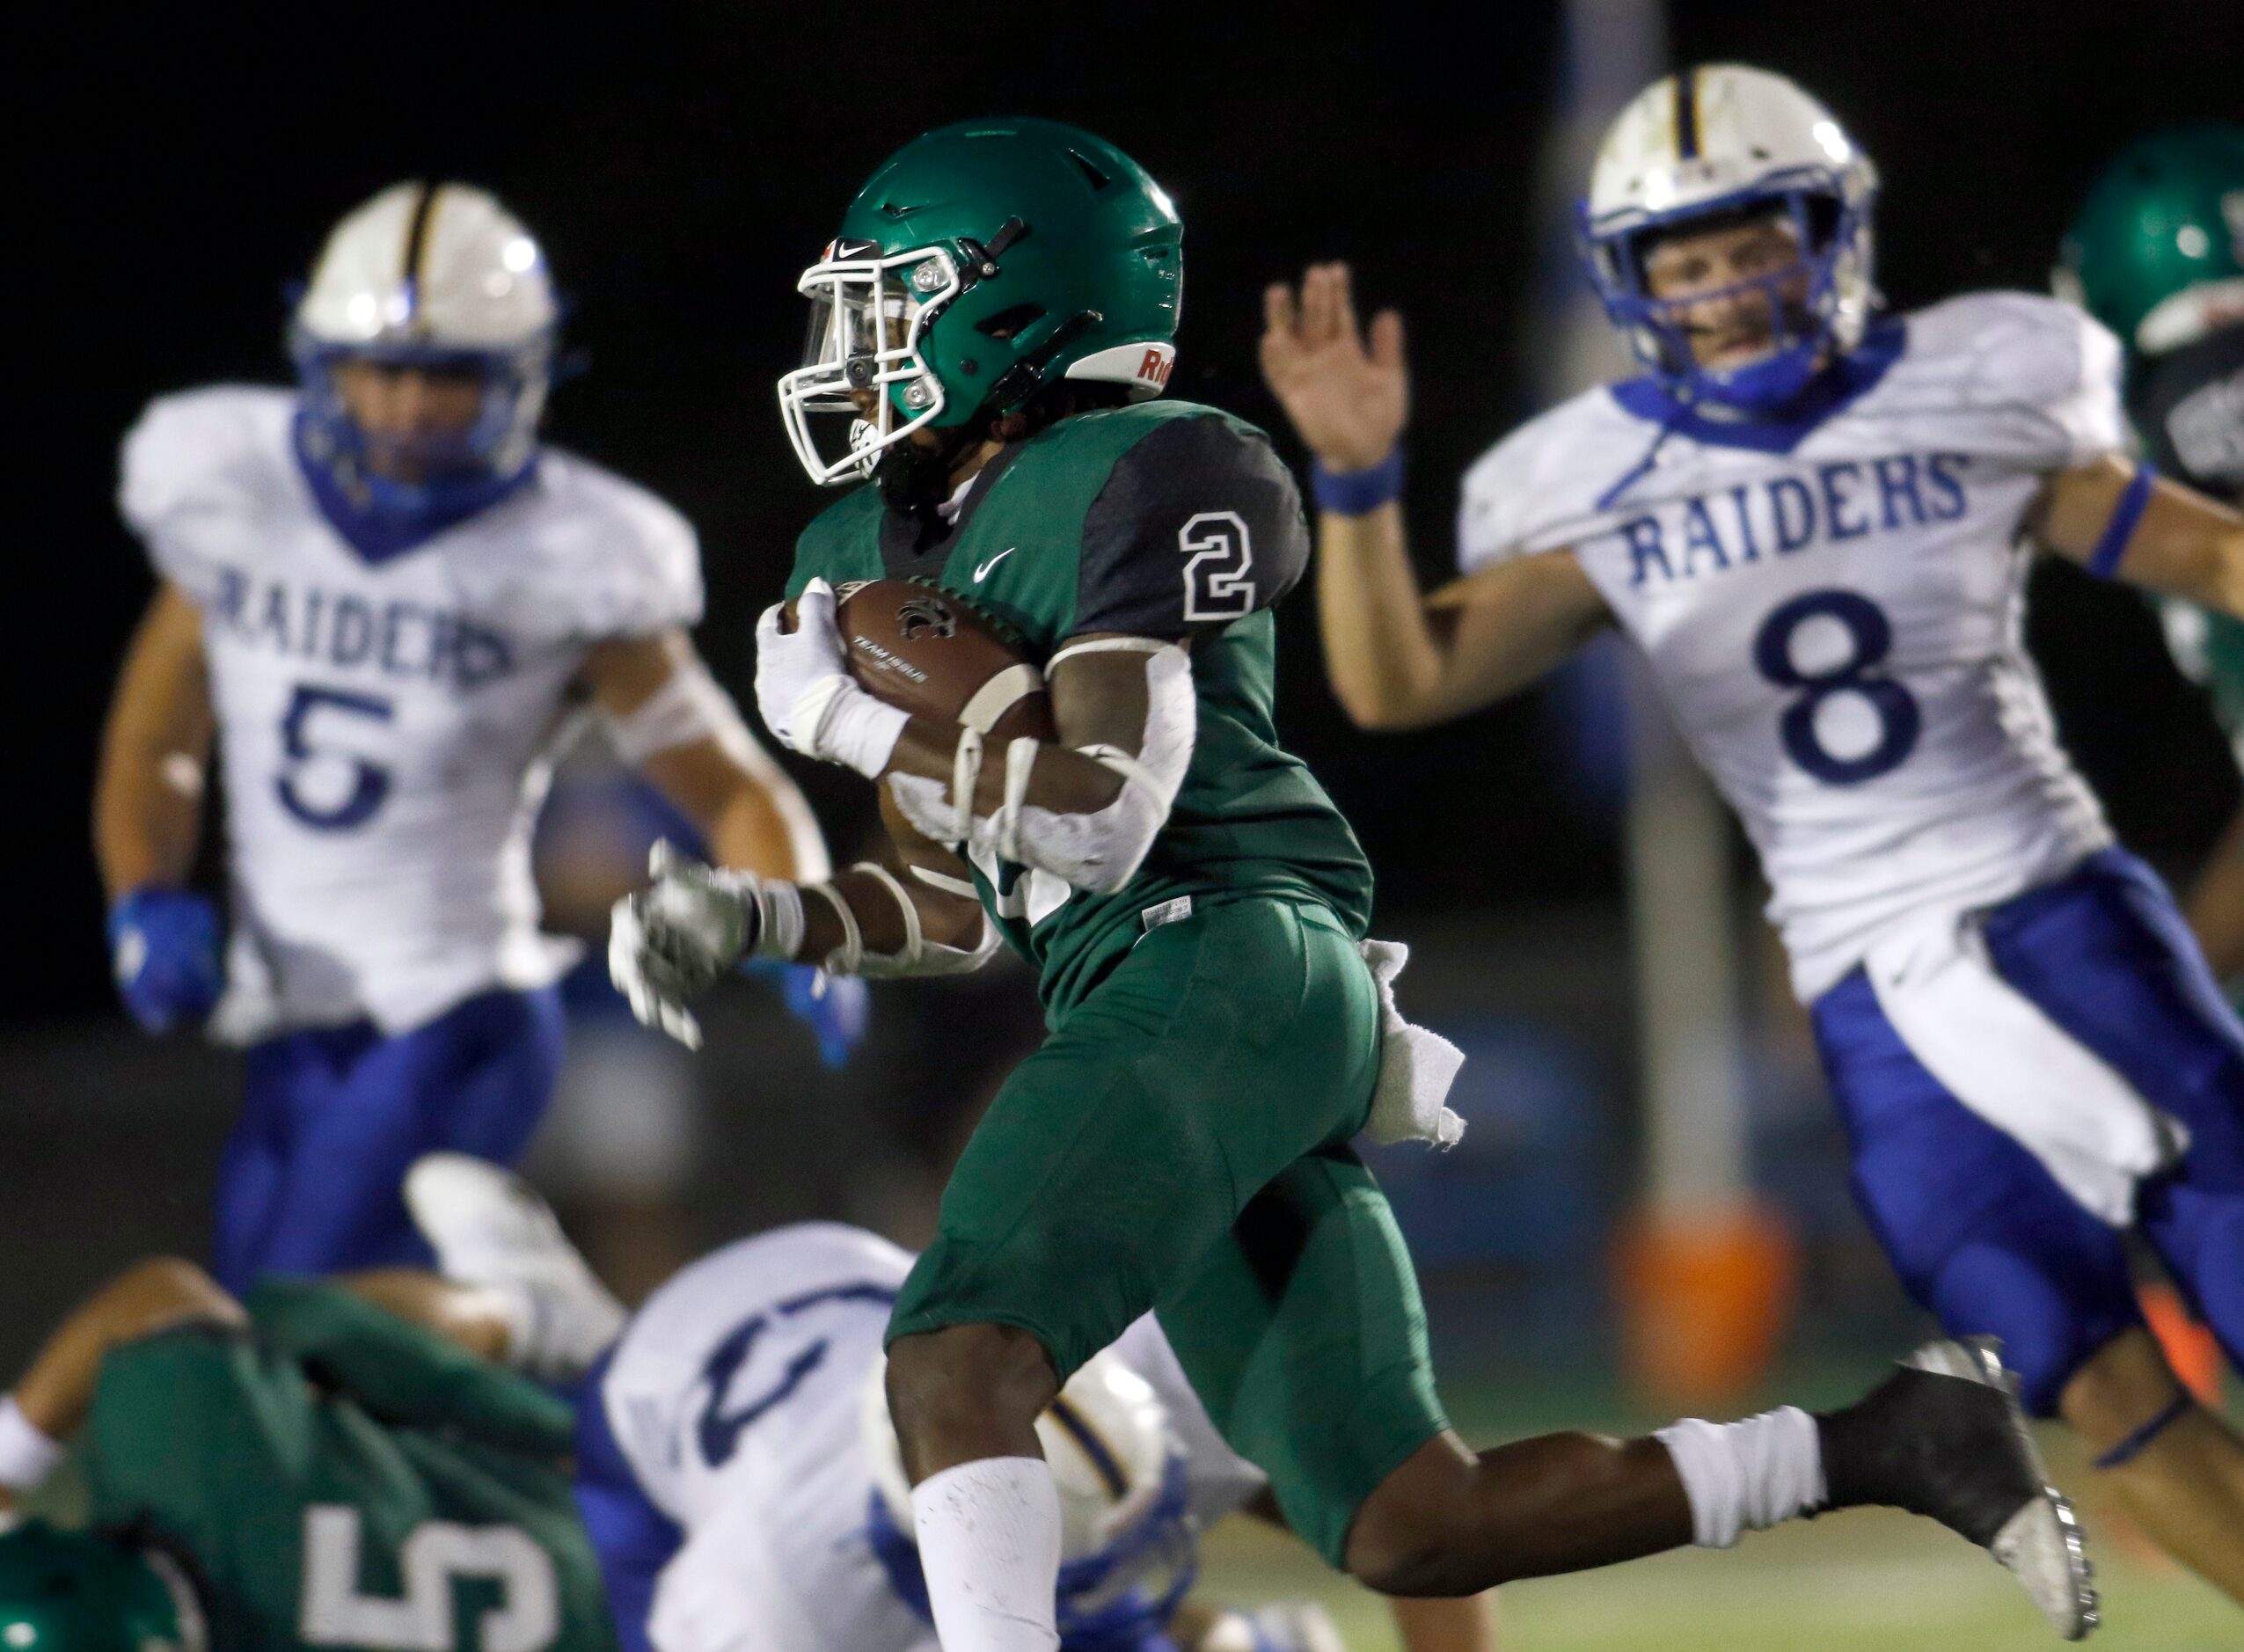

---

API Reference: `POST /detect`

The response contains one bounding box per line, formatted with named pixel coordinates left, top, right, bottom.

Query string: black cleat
left=1819, top=1338, right=2097, bottom=1640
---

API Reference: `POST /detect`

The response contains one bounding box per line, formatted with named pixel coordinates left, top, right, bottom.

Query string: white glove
left=754, top=580, right=908, bottom=778
left=609, top=842, right=761, bottom=1049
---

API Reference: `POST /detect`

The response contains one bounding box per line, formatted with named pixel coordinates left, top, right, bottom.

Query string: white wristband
left=0, top=1396, right=64, bottom=1492
left=750, top=879, right=807, bottom=961
left=795, top=675, right=910, bottom=778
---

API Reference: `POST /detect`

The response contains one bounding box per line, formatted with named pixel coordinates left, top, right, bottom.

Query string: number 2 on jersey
left=1180, top=510, right=1255, bottom=622
left=1752, top=588, right=1921, bottom=785
left=277, top=683, right=395, bottom=830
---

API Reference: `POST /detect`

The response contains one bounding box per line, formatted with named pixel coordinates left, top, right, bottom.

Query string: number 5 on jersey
left=277, top=683, right=396, bottom=830
left=300, top=1506, right=559, bottom=1652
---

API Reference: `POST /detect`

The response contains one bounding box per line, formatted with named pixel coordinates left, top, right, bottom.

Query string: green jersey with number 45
left=787, top=399, right=1376, bottom=1016
left=83, top=1276, right=616, bottom=1652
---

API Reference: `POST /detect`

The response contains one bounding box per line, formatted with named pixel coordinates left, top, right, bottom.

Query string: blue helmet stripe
left=1674, top=68, right=1703, bottom=161
left=399, top=181, right=437, bottom=325
left=1047, top=1397, right=1129, bottom=1499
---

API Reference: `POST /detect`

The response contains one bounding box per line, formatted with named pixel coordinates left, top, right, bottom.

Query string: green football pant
left=888, top=895, right=1448, bottom=1564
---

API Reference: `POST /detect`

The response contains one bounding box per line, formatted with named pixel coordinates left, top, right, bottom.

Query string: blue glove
left=106, top=887, right=224, bottom=1034
left=786, top=967, right=870, bottom=1069
left=740, top=958, right=871, bottom=1069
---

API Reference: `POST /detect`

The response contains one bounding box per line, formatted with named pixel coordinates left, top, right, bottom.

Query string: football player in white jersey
left=93, top=181, right=844, bottom=1291
left=398, top=1155, right=1494, bottom=1652
left=1262, top=66, right=2244, bottom=1602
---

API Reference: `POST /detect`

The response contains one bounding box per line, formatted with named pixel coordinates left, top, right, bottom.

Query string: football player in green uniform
left=0, top=1230, right=622, bottom=1651
left=610, top=118, right=2097, bottom=1648
left=2059, top=123, right=2244, bottom=990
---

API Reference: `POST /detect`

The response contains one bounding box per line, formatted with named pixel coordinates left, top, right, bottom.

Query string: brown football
left=824, top=579, right=1053, bottom=742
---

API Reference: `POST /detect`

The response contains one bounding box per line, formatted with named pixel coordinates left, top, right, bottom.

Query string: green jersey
left=2163, top=601, right=2244, bottom=771
left=2141, top=329, right=2244, bottom=768
left=84, top=1276, right=616, bottom=1652
left=788, top=400, right=1375, bottom=1017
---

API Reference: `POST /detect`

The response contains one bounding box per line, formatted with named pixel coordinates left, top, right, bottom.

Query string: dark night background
left=18, top=0, right=2242, bottom=1026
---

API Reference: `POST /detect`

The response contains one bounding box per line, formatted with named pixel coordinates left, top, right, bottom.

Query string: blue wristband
left=2086, top=462, right=2156, bottom=578
left=1312, top=445, right=1405, bottom=515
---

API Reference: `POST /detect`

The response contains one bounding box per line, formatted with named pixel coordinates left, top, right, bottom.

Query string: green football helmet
left=0, top=1522, right=204, bottom=1652
left=2055, top=123, right=2244, bottom=356
left=778, top=117, right=1184, bottom=486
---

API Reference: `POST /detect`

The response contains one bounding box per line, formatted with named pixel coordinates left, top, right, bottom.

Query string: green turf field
left=22, top=1355, right=2236, bottom=1647
left=1195, top=1410, right=2240, bottom=1651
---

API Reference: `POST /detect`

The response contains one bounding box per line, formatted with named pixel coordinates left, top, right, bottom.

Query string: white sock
left=0, top=1396, right=64, bottom=1493
left=910, top=1456, right=1062, bottom=1652
left=1655, top=1406, right=1827, bottom=1548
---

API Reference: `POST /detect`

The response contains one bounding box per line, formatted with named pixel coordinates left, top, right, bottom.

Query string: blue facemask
left=1582, top=178, right=1877, bottom=415
left=290, top=331, right=552, bottom=560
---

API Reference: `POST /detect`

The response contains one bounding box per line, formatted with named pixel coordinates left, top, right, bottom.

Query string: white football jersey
left=596, top=1224, right=1265, bottom=1652
left=119, top=385, right=703, bottom=1039
left=1459, top=292, right=2124, bottom=998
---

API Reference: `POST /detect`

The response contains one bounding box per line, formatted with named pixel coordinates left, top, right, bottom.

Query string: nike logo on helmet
left=974, top=547, right=1016, bottom=581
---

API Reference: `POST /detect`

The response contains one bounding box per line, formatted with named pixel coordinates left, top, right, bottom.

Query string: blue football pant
left=214, top=985, right=565, bottom=1290
left=1814, top=850, right=2244, bottom=1415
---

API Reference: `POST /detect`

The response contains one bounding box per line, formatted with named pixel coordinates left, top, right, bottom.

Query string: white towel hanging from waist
left=1357, top=940, right=1467, bottom=1150
left=1860, top=904, right=2189, bottom=1225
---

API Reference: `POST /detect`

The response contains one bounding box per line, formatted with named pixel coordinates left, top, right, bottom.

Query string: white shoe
left=404, top=1153, right=625, bottom=1381
left=1245, top=1603, right=1347, bottom=1652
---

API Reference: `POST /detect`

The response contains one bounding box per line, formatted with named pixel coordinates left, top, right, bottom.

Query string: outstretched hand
left=1260, top=261, right=1410, bottom=473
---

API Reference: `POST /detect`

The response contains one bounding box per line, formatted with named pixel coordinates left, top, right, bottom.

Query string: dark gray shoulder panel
left=1072, top=414, right=1311, bottom=640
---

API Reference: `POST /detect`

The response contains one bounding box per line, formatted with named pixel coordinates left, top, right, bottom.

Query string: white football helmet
left=291, top=181, right=559, bottom=522
left=861, top=1345, right=1197, bottom=1641
left=1581, top=64, right=1880, bottom=411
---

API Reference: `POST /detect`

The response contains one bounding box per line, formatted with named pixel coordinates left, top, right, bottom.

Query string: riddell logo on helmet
left=1137, top=348, right=1174, bottom=387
